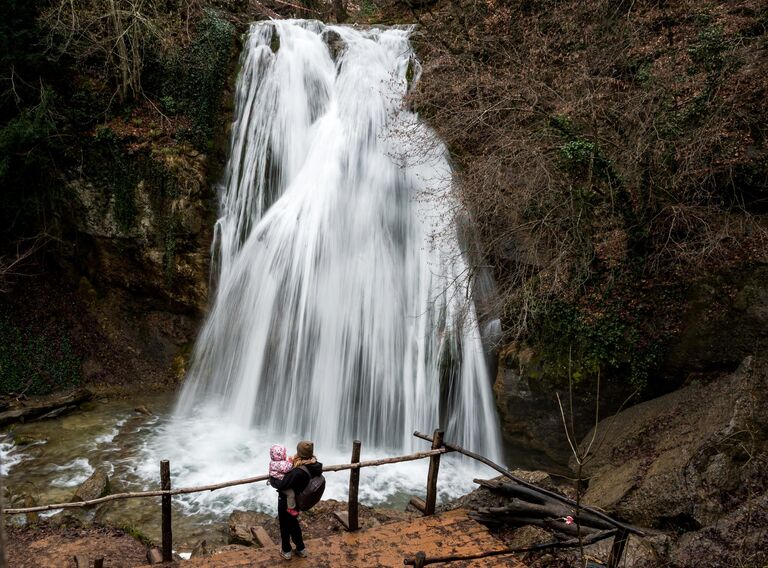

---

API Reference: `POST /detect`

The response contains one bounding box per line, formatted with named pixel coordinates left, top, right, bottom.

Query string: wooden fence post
left=160, top=460, right=172, bottom=562
left=424, top=429, right=444, bottom=516
left=607, top=528, right=629, bottom=568
left=348, top=439, right=361, bottom=531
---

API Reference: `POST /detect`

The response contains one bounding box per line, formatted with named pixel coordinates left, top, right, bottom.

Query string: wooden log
left=415, top=431, right=645, bottom=537
left=160, top=460, right=172, bottom=562
left=348, top=440, right=361, bottom=531
left=250, top=526, right=274, bottom=548
left=475, top=499, right=616, bottom=531
left=607, top=528, right=630, bottom=568
left=473, top=478, right=548, bottom=505
left=424, top=429, right=444, bottom=516
left=403, top=529, right=618, bottom=565
left=408, top=496, right=426, bottom=512
left=5, top=448, right=450, bottom=515
left=0, top=389, right=93, bottom=427
left=333, top=511, right=350, bottom=529
left=469, top=511, right=600, bottom=539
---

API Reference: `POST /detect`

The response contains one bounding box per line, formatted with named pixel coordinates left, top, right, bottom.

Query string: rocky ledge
left=577, top=356, right=768, bottom=567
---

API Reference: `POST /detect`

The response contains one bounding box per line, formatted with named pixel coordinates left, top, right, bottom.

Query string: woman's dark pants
left=278, top=496, right=305, bottom=553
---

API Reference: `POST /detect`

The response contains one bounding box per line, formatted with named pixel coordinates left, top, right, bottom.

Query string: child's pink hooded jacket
left=269, top=444, right=293, bottom=480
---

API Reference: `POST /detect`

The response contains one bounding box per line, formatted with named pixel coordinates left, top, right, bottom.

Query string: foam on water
left=49, top=457, right=94, bottom=488
left=0, top=435, right=23, bottom=476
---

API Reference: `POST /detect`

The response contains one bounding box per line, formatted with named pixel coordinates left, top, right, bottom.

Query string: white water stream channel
left=2, top=20, right=502, bottom=546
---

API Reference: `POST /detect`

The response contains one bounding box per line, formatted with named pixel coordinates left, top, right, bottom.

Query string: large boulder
left=575, top=356, right=768, bottom=565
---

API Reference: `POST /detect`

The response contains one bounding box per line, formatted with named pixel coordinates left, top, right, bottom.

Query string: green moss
left=89, top=126, right=138, bottom=231
left=533, top=298, right=668, bottom=392
left=119, top=523, right=154, bottom=547
left=688, top=25, right=728, bottom=74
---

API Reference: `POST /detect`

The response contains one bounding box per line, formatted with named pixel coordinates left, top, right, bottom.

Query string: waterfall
left=147, top=21, right=501, bottom=512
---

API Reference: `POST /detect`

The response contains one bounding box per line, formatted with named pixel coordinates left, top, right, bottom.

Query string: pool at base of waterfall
left=1, top=394, right=500, bottom=548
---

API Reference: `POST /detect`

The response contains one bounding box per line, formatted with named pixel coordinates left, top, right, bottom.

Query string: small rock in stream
left=72, top=467, right=111, bottom=502
left=134, top=405, right=153, bottom=416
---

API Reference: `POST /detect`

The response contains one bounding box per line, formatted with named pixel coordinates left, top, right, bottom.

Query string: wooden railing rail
left=3, top=447, right=450, bottom=516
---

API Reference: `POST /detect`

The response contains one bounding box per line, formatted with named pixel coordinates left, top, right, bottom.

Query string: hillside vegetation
left=408, top=0, right=768, bottom=393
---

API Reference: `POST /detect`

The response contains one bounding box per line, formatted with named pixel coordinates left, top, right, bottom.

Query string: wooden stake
left=424, top=429, right=444, bottom=516
left=160, top=460, right=172, bottom=562
left=348, top=439, right=361, bottom=531
left=607, top=528, right=630, bottom=568
left=0, top=451, right=7, bottom=568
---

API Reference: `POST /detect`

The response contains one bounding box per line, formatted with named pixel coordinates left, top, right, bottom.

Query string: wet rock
left=493, top=343, right=577, bottom=468
left=212, top=544, right=253, bottom=556
left=664, top=266, right=768, bottom=377
left=191, top=539, right=210, bottom=558
left=14, top=493, right=39, bottom=523
left=581, top=533, right=671, bottom=568
left=228, top=510, right=273, bottom=546
left=72, top=467, right=111, bottom=503
left=134, top=405, right=153, bottom=416
left=48, top=510, right=88, bottom=528
left=12, top=433, right=47, bottom=446
left=322, top=29, right=345, bottom=61
left=577, top=356, right=768, bottom=531
left=669, top=493, right=768, bottom=568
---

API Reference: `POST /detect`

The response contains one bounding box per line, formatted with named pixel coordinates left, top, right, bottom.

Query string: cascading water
left=140, top=20, right=502, bottom=514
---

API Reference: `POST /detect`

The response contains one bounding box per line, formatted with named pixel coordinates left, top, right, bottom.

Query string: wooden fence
left=3, top=429, right=640, bottom=567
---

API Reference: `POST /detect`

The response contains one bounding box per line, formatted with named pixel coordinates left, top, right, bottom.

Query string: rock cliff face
left=58, top=145, right=216, bottom=389
left=494, top=263, right=768, bottom=471
left=67, top=148, right=213, bottom=314
left=576, top=356, right=768, bottom=567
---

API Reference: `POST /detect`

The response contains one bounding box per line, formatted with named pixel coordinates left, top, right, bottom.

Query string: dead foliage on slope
left=406, top=0, right=768, bottom=390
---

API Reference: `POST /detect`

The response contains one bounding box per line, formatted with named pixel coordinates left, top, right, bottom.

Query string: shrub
left=0, top=316, right=82, bottom=395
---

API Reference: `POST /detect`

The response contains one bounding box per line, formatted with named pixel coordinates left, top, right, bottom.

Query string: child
left=269, top=444, right=299, bottom=516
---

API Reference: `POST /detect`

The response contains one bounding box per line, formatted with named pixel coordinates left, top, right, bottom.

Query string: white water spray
left=148, top=20, right=501, bottom=512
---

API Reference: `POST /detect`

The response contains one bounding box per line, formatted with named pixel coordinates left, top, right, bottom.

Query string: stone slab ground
left=151, top=509, right=527, bottom=567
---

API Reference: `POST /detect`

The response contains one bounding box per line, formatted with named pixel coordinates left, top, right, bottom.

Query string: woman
left=270, top=440, right=323, bottom=560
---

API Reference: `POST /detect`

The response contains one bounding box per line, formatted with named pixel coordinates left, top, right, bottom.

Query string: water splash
left=165, top=20, right=501, bottom=501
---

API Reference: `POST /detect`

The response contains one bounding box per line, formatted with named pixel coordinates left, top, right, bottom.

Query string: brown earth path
left=151, top=509, right=526, bottom=567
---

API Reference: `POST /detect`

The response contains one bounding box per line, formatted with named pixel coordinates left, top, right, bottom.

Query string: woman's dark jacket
left=270, top=461, right=323, bottom=494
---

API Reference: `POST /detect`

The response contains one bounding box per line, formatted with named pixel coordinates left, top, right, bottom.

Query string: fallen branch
left=0, top=389, right=93, bottom=427
left=403, top=529, right=618, bottom=565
